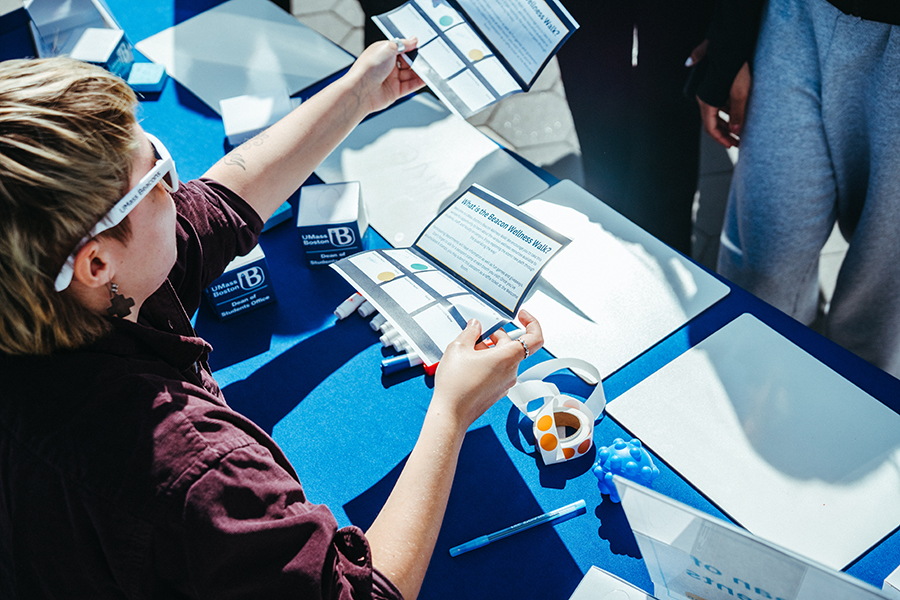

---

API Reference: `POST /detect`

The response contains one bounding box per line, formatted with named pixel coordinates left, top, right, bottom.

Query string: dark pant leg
left=557, top=0, right=712, bottom=254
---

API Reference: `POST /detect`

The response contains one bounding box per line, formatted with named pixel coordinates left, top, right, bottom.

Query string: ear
left=71, top=239, right=115, bottom=290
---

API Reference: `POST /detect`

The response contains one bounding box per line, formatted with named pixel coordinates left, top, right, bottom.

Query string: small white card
left=219, top=89, right=299, bottom=147
left=884, top=563, right=900, bottom=599
left=25, top=0, right=119, bottom=57
left=568, top=566, right=655, bottom=600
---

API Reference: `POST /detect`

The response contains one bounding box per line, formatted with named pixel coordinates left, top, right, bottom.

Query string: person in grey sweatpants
left=716, top=0, right=900, bottom=378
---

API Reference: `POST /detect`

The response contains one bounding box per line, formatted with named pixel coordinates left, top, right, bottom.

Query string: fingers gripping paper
left=507, top=358, right=605, bottom=465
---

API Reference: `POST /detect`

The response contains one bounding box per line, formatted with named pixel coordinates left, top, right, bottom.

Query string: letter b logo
left=328, top=227, right=356, bottom=247
left=237, top=266, right=265, bottom=289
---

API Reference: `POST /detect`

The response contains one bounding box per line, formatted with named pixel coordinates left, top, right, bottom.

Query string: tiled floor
left=291, top=0, right=847, bottom=305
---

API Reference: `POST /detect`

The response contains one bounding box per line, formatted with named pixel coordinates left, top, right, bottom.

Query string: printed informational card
left=373, top=0, right=578, bottom=118
left=331, top=185, right=570, bottom=365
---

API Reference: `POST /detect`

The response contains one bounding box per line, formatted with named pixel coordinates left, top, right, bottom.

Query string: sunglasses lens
left=149, top=135, right=178, bottom=192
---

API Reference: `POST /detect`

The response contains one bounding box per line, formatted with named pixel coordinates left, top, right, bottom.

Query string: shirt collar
left=86, top=280, right=211, bottom=373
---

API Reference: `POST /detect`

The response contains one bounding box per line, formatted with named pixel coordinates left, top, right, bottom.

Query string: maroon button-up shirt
left=0, top=180, right=402, bottom=600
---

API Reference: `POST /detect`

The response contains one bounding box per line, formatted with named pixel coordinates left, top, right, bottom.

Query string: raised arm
left=365, top=310, right=544, bottom=600
left=203, top=38, right=423, bottom=222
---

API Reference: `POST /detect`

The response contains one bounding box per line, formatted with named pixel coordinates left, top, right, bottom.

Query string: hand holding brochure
left=331, top=185, right=570, bottom=366
left=373, top=0, right=578, bottom=118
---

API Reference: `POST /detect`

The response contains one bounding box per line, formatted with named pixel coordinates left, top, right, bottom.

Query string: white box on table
left=296, top=182, right=367, bottom=268
left=69, top=27, right=133, bottom=79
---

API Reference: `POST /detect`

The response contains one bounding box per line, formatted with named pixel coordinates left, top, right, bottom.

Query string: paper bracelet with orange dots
left=507, top=358, right=605, bottom=466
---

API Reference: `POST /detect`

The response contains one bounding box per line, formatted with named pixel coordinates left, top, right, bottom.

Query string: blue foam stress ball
left=592, top=438, right=660, bottom=503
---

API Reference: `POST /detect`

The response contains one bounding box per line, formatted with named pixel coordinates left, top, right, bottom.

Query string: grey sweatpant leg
left=717, top=0, right=900, bottom=377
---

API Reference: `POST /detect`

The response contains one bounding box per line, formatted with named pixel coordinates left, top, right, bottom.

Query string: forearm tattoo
left=223, top=132, right=269, bottom=171
left=223, top=153, right=247, bottom=170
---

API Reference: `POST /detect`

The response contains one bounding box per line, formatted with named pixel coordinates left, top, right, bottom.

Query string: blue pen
left=449, top=499, right=586, bottom=557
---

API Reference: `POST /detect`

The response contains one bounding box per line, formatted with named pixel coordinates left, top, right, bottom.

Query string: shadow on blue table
left=595, top=500, right=642, bottom=559
left=175, top=0, right=223, bottom=24
left=345, top=426, right=585, bottom=600
left=168, top=78, right=220, bottom=119
left=218, top=314, right=376, bottom=434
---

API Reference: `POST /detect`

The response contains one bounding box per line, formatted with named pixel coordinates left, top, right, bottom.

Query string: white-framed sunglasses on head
left=54, top=132, right=180, bottom=292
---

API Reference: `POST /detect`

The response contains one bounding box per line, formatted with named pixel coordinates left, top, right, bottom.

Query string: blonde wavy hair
left=0, top=57, right=140, bottom=355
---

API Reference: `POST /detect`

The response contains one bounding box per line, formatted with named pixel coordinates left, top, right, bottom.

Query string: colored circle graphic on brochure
left=468, top=49, right=483, bottom=61
left=439, top=15, right=454, bottom=27
left=410, top=263, right=429, bottom=271
left=377, top=272, right=396, bottom=282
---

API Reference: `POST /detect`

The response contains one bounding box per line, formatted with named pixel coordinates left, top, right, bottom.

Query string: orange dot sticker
left=537, top=415, right=553, bottom=431
left=377, top=271, right=395, bottom=282
left=540, top=433, right=558, bottom=451
left=578, top=439, right=592, bottom=454
left=563, top=447, right=575, bottom=459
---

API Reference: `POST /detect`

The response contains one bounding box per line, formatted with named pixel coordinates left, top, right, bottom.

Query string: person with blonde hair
left=0, top=40, right=543, bottom=599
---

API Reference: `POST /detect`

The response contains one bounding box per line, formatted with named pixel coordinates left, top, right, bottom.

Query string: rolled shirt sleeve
left=166, top=178, right=265, bottom=318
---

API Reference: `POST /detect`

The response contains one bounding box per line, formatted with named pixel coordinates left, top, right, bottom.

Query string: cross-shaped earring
left=107, top=282, right=135, bottom=318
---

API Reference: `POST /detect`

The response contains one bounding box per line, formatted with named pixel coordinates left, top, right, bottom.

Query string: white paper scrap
left=520, top=180, right=729, bottom=379
left=607, top=313, right=900, bottom=570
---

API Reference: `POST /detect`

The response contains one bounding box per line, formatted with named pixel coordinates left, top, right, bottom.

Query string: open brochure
left=373, top=0, right=578, bottom=118
left=331, top=185, right=570, bottom=366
